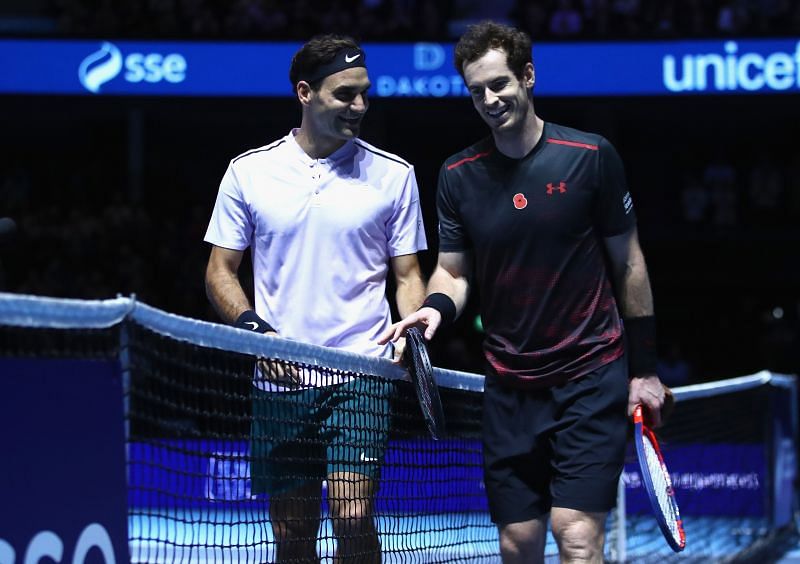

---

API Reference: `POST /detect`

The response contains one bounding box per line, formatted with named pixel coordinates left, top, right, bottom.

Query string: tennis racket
left=633, top=403, right=686, bottom=552
left=404, top=327, right=445, bottom=440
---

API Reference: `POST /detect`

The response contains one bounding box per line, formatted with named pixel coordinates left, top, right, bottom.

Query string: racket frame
left=404, top=327, right=445, bottom=440
left=633, top=404, right=686, bottom=552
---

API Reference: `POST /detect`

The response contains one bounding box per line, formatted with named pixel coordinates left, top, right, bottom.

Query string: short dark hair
left=454, top=21, right=532, bottom=80
left=289, top=34, right=361, bottom=90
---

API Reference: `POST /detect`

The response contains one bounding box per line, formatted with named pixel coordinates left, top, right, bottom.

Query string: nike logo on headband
left=345, top=53, right=361, bottom=63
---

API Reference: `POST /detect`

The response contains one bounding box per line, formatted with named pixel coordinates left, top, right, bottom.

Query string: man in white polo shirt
left=204, top=34, right=427, bottom=563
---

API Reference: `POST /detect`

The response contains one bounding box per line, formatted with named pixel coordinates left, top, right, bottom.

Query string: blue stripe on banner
left=1, top=38, right=799, bottom=97
left=126, top=439, right=765, bottom=516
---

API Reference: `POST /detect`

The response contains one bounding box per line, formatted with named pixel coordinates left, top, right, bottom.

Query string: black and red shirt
left=437, top=122, right=636, bottom=389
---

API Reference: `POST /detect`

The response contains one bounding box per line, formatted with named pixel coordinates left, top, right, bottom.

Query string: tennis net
left=0, top=293, right=796, bottom=563
left=607, top=372, right=799, bottom=563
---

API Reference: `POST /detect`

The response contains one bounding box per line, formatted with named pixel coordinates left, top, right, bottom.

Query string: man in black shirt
left=380, top=21, right=666, bottom=563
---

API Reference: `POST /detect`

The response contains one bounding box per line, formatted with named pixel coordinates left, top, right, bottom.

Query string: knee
left=330, top=499, right=374, bottom=537
left=499, top=520, right=547, bottom=560
left=271, top=516, right=318, bottom=542
left=499, top=534, right=534, bottom=560
left=270, top=504, right=319, bottom=542
left=273, top=521, right=317, bottom=544
left=551, top=513, right=605, bottom=562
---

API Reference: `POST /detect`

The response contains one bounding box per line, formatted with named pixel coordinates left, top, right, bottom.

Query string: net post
left=118, top=294, right=135, bottom=492
left=789, top=375, right=799, bottom=525
left=767, top=372, right=798, bottom=527
left=614, top=473, right=627, bottom=562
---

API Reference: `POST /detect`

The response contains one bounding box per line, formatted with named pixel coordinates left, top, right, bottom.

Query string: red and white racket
left=633, top=404, right=686, bottom=552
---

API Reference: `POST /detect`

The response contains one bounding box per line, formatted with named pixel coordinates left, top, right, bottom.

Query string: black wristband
left=625, top=315, right=657, bottom=377
left=420, top=293, right=457, bottom=328
left=235, top=310, right=276, bottom=334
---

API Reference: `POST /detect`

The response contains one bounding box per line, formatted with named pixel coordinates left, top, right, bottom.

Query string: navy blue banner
left=128, top=440, right=765, bottom=516
left=1, top=38, right=798, bottom=97
left=0, top=359, right=128, bottom=564
left=128, top=439, right=487, bottom=513
left=623, top=443, right=766, bottom=517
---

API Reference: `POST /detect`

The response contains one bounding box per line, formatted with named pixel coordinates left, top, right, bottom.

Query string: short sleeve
left=386, top=166, right=428, bottom=256
left=593, top=137, right=637, bottom=237
left=204, top=163, right=253, bottom=250
left=436, top=164, right=470, bottom=252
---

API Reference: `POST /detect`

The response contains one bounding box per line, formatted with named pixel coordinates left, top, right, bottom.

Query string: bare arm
left=390, top=253, right=426, bottom=318
left=205, top=245, right=252, bottom=324
left=604, top=227, right=666, bottom=425
left=207, top=245, right=301, bottom=385
left=604, top=226, right=653, bottom=319
left=379, top=250, right=471, bottom=343
left=427, top=251, right=471, bottom=316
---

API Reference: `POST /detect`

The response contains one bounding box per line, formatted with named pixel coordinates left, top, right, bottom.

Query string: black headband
left=300, top=47, right=367, bottom=84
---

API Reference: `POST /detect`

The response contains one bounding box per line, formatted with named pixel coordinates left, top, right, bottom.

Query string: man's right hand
left=256, top=357, right=303, bottom=389
left=234, top=311, right=303, bottom=388
left=378, top=307, right=442, bottom=345
left=251, top=330, right=304, bottom=389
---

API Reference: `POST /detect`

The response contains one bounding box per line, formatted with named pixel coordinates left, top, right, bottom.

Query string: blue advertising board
left=128, top=439, right=488, bottom=513
left=128, top=439, right=765, bottom=517
left=1, top=38, right=798, bottom=98
left=623, top=443, right=766, bottom=517
left=0, top=358, right=128, bottom=564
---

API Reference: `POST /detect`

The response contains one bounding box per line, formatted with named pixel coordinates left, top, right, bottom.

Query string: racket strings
left=643, top=436, right=683, bottom=542
left=404, top=327, right=445, bottom=438
left=411, top=345, right=433, bottom=408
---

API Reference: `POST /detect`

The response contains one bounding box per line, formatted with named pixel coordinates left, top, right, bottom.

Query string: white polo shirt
left=205, top=130, right=427, bottom=388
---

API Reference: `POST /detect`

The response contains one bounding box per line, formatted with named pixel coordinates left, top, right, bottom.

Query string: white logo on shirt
left=623, top=192, right=633, bottom=214
left=245, top=321, right=259, bottom=330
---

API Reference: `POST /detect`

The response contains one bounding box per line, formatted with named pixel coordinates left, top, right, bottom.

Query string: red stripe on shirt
left=447, top=150, right=493, bottom=170
left=546, top=138, right=599, bottom=151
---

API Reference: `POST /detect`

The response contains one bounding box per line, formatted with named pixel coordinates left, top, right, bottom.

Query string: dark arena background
left=1, top=1, right=799, bottom=562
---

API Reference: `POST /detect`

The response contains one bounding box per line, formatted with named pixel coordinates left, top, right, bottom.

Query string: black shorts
left=482, top=355, right=628, bottom=525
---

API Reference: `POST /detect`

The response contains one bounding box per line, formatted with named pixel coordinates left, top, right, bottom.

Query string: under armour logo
left=546, top=181, right=567, bottom=195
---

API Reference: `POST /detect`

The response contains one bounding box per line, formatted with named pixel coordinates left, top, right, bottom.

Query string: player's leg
left=482, top=376, right=553, bottom=564
left=323, top=376, right=393, bottom=563
left=326, top=471, right=380, bottom=563
left=550, top=508, right=606, bottom=563
left=549, top=356, right=629, bottom=563
left=269, top=481, right=324, bottom=563
left=498, top=518, right=549, bottom=564
left=251, top=385, right=327, bottom=563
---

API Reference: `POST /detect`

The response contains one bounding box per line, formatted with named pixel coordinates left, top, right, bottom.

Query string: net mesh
left=613, top=381, right=798, bottom=562
left=0, top=294, right=797, bottom=563
left=126, top=320, right=492, bottom=563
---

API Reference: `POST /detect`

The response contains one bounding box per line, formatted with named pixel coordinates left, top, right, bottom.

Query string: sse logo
left=78, top=42, right=187, bottom=93
left=0, top=523, right=116, bottom=564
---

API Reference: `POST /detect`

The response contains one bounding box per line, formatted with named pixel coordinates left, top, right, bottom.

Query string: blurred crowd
left=0, top=164, right=216, bottom=322
left=678, top=150, right=800, bottom=233
left=5, top=0, right=797, bottom=41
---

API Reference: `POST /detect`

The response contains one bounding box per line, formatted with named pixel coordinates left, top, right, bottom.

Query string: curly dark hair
left=454, top=21, right=532, bottom=80
left=289, top=34, right=361, bottom=90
